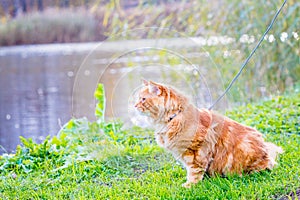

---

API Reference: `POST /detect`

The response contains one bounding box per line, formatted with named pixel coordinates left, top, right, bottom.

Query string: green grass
left=0, top=85, right=299, bottom=199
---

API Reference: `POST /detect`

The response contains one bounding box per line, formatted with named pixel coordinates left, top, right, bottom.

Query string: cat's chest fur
left=154, top=120, right=197, bottom=159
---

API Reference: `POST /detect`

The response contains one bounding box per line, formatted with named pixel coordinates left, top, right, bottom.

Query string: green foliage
left=0, top=84, right=153, bottom=174
left=94, top=83, right=106, bottom=123
left=0, top=136, right=62, bottom=173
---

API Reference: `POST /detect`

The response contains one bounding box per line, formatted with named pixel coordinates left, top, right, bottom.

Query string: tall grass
left=93, top=0, right=299, bottom=104
left=0, top=8, right=101, bottom=46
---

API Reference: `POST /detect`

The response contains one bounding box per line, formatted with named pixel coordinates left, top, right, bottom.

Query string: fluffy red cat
left=134, top=80, right=283, bottom=188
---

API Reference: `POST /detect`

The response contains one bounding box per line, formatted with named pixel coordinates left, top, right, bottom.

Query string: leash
left=208, top=0, right=287, bottom=110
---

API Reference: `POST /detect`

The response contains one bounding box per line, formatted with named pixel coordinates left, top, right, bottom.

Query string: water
left=0, top=39, right=219, bottom=154
left=0, top=46, right=85, bottom=154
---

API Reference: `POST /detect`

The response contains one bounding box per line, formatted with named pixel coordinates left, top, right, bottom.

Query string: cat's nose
left=134, top=102, right=139, bottom=108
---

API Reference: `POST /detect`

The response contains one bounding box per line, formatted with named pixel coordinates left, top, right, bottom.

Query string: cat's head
left=134, top=79, right=187, bottom=122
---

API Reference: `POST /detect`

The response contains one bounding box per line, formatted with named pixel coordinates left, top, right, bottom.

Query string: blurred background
left=0, top=0, right=299, bottom=154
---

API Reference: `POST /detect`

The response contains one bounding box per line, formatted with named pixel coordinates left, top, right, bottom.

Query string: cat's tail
left=265, top=142, right=283, bottom=169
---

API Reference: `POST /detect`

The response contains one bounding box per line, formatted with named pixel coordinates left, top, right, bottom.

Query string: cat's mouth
left=135, top=103, right=149, bottom=115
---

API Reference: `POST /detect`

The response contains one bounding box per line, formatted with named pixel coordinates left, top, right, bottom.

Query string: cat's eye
left=142, top=97, right=146, bottom=102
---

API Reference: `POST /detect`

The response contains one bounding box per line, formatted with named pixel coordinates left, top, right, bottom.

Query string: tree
left=12, top=0, right=19, bottom=17
left=37, top=0, right=43, bottom=11
left=60, top=0, right=69, bottom=8
left=20, top=0, right=27, bottom=13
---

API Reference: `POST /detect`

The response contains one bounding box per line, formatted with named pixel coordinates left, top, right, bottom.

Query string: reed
left=0, top=8, right=100, bottom=46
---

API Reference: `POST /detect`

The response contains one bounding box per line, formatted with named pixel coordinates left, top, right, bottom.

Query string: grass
left=0, top=85, right=299, bottom=199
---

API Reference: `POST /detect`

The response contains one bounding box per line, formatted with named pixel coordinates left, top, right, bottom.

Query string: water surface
left=0, top=37, right=237, bottom=154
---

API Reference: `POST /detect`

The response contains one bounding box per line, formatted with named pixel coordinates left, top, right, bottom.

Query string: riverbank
left=0, top=89, right=299, bottom=199
left=0, top=36, right=234, bottom=56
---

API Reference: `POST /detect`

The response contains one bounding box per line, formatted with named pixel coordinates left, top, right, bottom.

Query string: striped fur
left=134, top=80, right=283, bottom=188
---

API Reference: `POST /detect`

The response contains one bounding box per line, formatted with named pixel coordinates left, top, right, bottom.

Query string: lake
left=0, top=36, right=245, bottom=154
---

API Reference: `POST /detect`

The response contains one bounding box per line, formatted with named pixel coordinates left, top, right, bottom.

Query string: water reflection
left=0, top=39, right=215, bottom=154
left=0, top=50, right=86, bottom=154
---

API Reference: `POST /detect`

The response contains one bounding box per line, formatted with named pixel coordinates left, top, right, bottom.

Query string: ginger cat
left=134, top=80, right=283, bottom=188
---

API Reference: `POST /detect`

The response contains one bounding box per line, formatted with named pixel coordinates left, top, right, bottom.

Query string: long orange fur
left=134, top=80, right=283, bottom=188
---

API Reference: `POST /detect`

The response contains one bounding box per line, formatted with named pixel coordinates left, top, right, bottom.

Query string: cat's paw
left=182, top=182, right=192, bottom=188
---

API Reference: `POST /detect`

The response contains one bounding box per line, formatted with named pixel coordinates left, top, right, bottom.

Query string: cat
left=134, top=80, right=283, bottom=188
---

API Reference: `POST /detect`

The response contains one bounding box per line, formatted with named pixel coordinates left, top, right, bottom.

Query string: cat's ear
left=148, top=81, right=162, bottom=96
left=141, top=78, right=149, bottom=86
